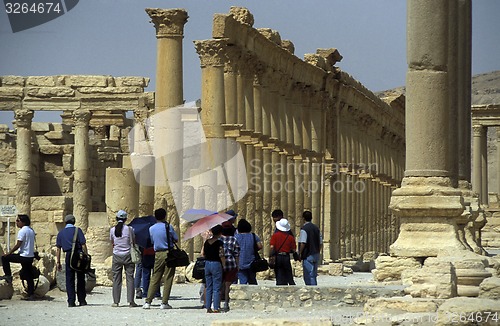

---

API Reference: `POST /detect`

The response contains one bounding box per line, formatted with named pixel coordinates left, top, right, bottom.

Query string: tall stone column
left=146, top=8, right=188, bottom=227
left=389, top=0, right=466, bottom=257
left=194, top=39, right=227, bottom=212
left=480, top=126, right=489, bottom=206
left=14, top=108, right=34, bottom=215
left=73, top=109, right=91, bottom=232
left=472, top=125, right=483, bottom=200
left=133, top=107, right=155, bottom=216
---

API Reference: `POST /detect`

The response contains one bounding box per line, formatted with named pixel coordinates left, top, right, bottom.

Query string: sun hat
left=276, top=218, right=291, bottom=232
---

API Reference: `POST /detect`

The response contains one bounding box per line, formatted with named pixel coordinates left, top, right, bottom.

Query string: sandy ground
left=0, top=274, right=383, bottom=326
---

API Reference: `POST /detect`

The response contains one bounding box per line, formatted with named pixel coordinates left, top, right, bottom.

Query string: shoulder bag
left=129, top=226, right=142, bottom=264
left=250, top=233, right=269, bottom=273
left=192, top=256, right=206, bottom=280
left=165, top=222, right=190, bottom=268
left=69, top=227, right=92, bottom=273
left=268, top=234, right=289, bottom=269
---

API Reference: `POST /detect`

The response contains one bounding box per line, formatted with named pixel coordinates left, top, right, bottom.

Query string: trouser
left=205, top=260, right=223, bottom=310
left=2, top=254, right=35, bottom=295
left=275, top=254, right=295, bottom=285
left=145, top=251, right=175, bottom=304
left=302, top=253, right=320, bottom=286
left=65, top=251, right=86, bottom=304
left=112, top=253, right=135, bottom=304
left=237, top=268, right=257, bottom=285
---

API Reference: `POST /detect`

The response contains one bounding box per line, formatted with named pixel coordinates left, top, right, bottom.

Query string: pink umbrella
left=183, top=212, right=233, bottom=240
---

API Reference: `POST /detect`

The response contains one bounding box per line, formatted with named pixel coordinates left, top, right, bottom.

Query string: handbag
left=250, top=233, right=269, bottom=273
left=165, top=222, right=190, bottom=268
left=69, top=227, right=92, bottom=273
left=192, top=257, right=206, bottom=280
left=129, top=226, right=141, bottom=264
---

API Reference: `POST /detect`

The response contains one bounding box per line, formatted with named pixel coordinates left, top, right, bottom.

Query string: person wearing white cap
left=269, top=218, right=296, bottom=285
left=110, top=210, right=138, bottom=307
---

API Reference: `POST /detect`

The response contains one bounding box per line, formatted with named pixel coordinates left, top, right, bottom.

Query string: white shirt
left=110, top=224, right=132, bottom=255
left=17, top=226, right=35, bottom=257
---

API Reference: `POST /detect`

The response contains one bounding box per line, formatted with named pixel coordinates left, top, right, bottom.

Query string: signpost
left=0, top=205, right=18, bottom=252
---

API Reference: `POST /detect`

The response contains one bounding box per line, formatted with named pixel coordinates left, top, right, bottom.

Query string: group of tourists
left=0, top=206, right=322, bottom=312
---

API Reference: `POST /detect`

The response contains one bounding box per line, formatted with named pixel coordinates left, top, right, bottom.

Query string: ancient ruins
left=0, top=1, right=499, bottom=323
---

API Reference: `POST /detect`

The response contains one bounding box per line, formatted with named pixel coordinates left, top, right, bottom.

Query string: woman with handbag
left=234, top=219, right=263, bottom=285
left=269, top=219, right=296, bottom=285
left=109, top=210, right=138, bottom=308
left=202, top=225, right=226, bottom=313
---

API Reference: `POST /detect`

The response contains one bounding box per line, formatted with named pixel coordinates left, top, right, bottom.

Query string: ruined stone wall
left=0, top=75, right=150, bottom=252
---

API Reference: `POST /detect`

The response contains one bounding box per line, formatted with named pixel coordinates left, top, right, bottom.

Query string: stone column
left=194, top=39, right=227, bottom=212
left=389, top=0, right=466, bottom=256
left=253, top=72, right=264, bottom=235
left=14, top=108, right=34, bottom=215
left=133, top=107, right=155, bottom=216
left=480, top=125, right=489, bottom=206
left=106, top=168, right=139, bottom=226
left=73, top=109, right=91, bottom=232
left=146, top=8, right=187, bottom=109
left=472, top=125, right=483, bottom=199
left=146, top=8, right=188, bottom=227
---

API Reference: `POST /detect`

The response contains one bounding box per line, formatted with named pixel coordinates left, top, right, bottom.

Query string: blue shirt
left=149, top=222, right=178, bottom=251
left=234, top=233, right=261, bottom=270
left=56, top=224, right=86, bottom=252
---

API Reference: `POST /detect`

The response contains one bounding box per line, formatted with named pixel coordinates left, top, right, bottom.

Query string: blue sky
left=0, top=0, right=499, bottom=124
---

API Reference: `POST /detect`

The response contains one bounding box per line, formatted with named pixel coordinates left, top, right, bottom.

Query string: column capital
left=194, top=39, right=228, bottom=68
left=472, top=124, right=485, bottom=137
left=73, top=109, right=91, bottom=127
left=14, top=108, right=34, bottom=128
left=146, top=8, right=188, bottom=38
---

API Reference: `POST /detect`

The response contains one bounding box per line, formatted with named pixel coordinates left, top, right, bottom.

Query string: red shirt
left=270, top=231, right=296, bottom=253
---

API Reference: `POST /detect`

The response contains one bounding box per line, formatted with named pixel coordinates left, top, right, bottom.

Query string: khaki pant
left=145, top=251, right=175, bottom=304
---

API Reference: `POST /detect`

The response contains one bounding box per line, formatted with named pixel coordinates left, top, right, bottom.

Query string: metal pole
left=7, top=216, right=10, bottom=251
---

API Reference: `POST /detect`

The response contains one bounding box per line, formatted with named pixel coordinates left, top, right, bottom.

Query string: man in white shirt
left=1, top=214, right=36, bottom=298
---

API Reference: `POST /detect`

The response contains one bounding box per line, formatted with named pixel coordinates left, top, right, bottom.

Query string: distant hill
left=376, top=70, right=500, bottom=105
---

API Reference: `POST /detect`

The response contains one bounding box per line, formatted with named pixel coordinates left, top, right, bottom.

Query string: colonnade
left=186, top=7, right=405, bottom=260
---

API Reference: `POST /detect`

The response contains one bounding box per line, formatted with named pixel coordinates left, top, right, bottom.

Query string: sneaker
left=111, top=303, right=119, bottom=307
left=129, top=302, right=138, bottom=307
left=210, top=309, right=221, bottom=313
left=160, top=303, right=172, bottom=309
left=142, top=302, right=151, bottom=309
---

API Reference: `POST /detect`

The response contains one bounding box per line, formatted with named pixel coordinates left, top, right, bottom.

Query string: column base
left=389, top=177, right=466, bottom=257
left=390, top=216, right=466, bottom=257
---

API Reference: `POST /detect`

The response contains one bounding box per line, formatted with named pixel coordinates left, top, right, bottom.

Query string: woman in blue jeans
left=202, top=225, right=226, bottom=313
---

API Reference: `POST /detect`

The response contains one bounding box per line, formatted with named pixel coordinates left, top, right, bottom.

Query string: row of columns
left=14, top=107, right=92, bottom=232
left=190, top=8, right=406, bottom=260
